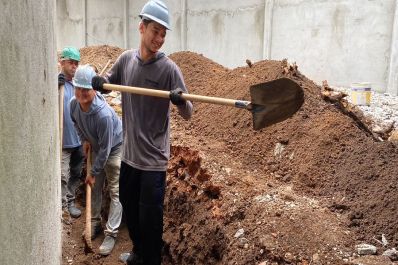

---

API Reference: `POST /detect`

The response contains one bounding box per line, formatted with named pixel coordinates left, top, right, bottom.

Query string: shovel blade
left=250, top=78, right=304, bottom=130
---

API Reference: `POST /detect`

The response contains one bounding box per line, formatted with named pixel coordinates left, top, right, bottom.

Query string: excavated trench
left=62, top=45, right=398, bottom=265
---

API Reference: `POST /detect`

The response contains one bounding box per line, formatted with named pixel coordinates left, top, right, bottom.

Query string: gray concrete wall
left=270, top=0, right=396, bottom=92
left=56, top=0, right=398, bottom=94
left=57, top=0, right=85, bottom=48
left=185, top=0, right=266, bottom=68
left=0, top=1, right=61, bottom=265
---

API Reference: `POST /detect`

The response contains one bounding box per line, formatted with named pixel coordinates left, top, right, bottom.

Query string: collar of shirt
left=135, top=49, right=165, bottom=65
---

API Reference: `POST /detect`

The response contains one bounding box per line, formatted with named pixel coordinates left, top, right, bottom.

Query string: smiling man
left=70, top=64, right=123, bottom=256
left=91, top=1, right=193, bottom=264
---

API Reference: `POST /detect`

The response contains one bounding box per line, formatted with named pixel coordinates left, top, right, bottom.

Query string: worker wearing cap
left=70, top=64, right=123, bottom=256
left=91, top=1, right=193, bottom=264
left=58, top=47, right=84, bottom=219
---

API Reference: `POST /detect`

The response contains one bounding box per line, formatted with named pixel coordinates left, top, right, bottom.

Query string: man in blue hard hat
left=91, top=1, right=193, bottom=264
left=58, top=46, right=84, bottom=219
left=70, top=64, right=123, bottom=256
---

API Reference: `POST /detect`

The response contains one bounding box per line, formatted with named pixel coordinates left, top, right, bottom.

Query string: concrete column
left=263, top=0, right=274, bottom=60
left=181, top=0, right=188, bottom=51
left=0, top=1, right=61, bottom=265
left=124, top=0, right=130, bottom=49
left=84, top=0, right=88, bottom=46
left=388, top=0, right=398, bottom=95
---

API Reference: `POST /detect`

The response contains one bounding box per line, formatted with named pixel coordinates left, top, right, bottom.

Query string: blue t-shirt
left=63, top=81, right=81, bottom=148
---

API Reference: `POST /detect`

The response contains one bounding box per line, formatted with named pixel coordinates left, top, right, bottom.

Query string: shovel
left=82, top=147, right=94, bottom=254
left=103, top=77, right=304, bottom=130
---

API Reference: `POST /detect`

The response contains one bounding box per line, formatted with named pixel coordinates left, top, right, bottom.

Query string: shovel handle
left=59, top=85, right=64, bottom=159
left=103, top=83, right=251, bottom=109
left=99, top=59, right=111, bottom=76
left=85, top=148, right=92, bottom=241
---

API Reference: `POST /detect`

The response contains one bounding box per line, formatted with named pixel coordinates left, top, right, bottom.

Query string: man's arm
left=90, top=116, right=113, bottom=177
left=70, top=99, right=88, bottom=143
left=170, top=65, right=193, bottom=120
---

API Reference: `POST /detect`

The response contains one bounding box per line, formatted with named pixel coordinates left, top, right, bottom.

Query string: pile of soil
left=62, top=45, right=398, bottom=265
left=169, top=51, right=398, bottom=246
left=80, top=45, right=124, bottom=74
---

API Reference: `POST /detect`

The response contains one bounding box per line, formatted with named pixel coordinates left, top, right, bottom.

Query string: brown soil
left=62, top=46, right=398, bottom=265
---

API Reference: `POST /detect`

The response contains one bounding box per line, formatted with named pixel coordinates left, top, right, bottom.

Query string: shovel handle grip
left=103, top=83, right=251, bottom=109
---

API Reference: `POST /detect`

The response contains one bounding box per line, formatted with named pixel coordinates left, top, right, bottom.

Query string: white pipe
left=84, top=0, right=88, bottom=46
left=181, top=0, right=187, bottom=50
left=263, top=0, right=274, bottom=60
left=124, top=0, right=129, bottom=49
left=387, top=0, right=398, bottom=95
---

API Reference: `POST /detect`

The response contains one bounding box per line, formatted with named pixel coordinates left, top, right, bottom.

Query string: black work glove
left=58, top=73, right=65, bottom=88
left=169, top=87, right=186, bottom=106
left=91, top=76, right=107, bottom=93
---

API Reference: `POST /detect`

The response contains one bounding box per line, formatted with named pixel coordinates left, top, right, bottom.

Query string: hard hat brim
left=72, top=80, right=93, bottom=89
left=140, top=14, right=171, bottom=30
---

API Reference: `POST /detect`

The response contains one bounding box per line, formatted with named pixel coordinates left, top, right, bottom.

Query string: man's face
left=60, top=59, right=79, bottom=79
left=75, top=87, right=96, bottom=106
left=140, top=21, right=167, bottom=54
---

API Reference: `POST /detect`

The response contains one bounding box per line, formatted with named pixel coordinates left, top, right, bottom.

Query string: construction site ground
left=62, top=45, right=398, bottom=265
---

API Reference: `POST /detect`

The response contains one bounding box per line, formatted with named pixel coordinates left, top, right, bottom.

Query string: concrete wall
left=56, top=0, right=398, bottom=94
left=0, top=1, right=61, bottom=265
left=271, top=0, right=396, bottom=92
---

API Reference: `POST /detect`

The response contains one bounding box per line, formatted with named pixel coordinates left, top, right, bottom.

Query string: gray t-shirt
left=70, top=92, right=123, bottom=177
left=106, top=49, right=193, bottom=171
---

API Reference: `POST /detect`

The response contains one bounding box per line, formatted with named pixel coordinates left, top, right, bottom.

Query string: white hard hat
left=139, top=0, right=171, bottom=30
left=72, top=64, right=96, bottom=89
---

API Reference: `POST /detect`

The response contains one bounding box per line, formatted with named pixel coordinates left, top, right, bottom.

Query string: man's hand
left=91, top=76, right=107, bottom=93
left=85, top=175, right=95, bottom=188
left=169, top=87, right=186, bottom=106
left=83, top=141, right=91, bottom=157
left=58, top=73, right=65, bottom=88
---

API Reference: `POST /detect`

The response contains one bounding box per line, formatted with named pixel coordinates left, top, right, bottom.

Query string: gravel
left=333, top=86, right=398, bottom=129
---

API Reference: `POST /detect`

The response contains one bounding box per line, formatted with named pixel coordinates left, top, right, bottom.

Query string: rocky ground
left=62, top=45, right=398, bottom=265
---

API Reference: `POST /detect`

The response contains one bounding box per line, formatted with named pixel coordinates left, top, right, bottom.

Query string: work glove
left=169, top=87, right=186, bottom=106
left=91, top=75, right=107, bottom=93
left=58, top=73, right=65, bottom=88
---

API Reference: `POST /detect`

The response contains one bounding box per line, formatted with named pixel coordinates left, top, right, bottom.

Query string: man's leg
left=90, top=150, right=106, bottom=238
left=119, top=162, right=142, bottom=257
left=67, top=146, right=84, bottom=217
left=61, top=149, right=72, bottom=209
left=99, top=145, right=123, bottom=255
left=140, top=171, right=166, bottom=265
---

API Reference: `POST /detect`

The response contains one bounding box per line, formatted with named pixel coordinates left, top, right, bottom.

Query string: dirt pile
left=171, top=51, right=398, bottom=239
left=169, top=51, right=398, bottom=246
left=62, top=45, right=398, bottom=265
left=80, top=45, right=125, bottom=74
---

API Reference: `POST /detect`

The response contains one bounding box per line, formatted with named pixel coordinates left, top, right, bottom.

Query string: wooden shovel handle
left=85, top=148, right=92, bottom=243
left=99, top=59, right=111, bottom=76
left=103, top=83, right=251, bottom=109
left=59, top=85, right=64, bottom=158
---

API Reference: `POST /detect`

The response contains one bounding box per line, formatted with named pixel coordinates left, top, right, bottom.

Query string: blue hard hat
left=72, top=65, right=96, bottom=89
left=139, top=0, right=171, bottom=30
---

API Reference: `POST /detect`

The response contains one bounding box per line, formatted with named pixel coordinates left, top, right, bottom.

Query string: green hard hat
left=61, top=46, right=80, bottom=62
